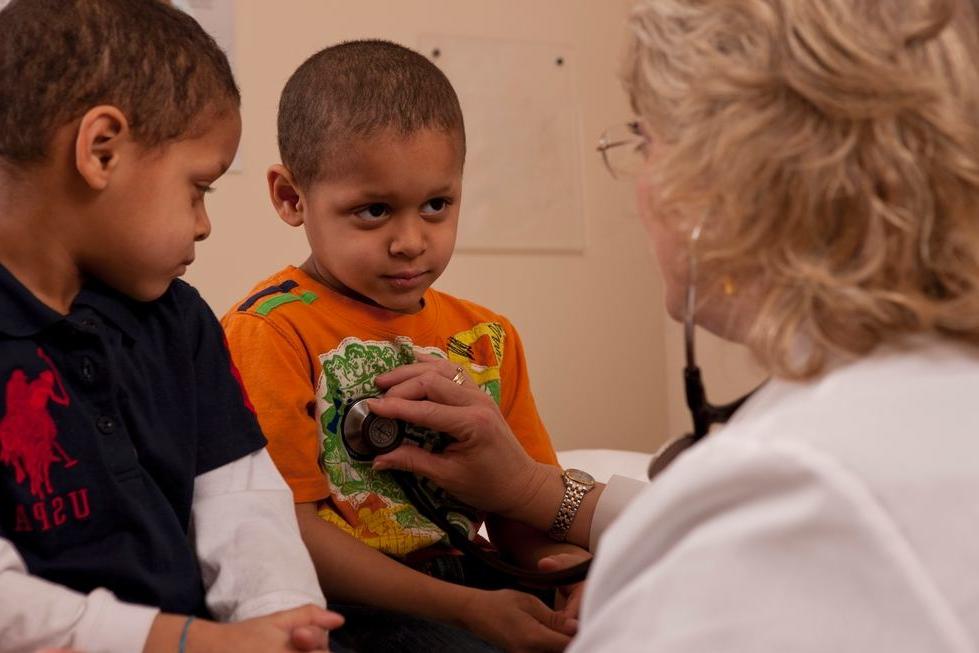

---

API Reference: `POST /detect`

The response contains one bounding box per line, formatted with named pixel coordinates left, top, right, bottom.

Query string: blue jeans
left=328, top=603, right=501, bottom=652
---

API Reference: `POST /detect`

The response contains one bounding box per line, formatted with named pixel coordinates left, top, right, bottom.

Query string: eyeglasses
left=596, top=121, right=649, bottom=180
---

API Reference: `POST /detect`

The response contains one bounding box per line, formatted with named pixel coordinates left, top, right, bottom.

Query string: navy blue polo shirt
left=0, top=264, right=266, bottom=616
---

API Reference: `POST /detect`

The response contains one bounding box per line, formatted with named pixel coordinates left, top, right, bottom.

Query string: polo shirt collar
left=73, top=281, right=143, bottom=341
left=0, top=263, right=63, bottom=337
left=0, top=262, right=142, bottom=340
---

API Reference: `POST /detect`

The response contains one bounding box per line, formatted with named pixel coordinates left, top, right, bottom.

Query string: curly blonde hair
left=625, top=0, right=979, bottom=378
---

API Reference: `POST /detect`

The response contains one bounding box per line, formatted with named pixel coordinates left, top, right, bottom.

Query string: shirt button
left=80, top=357, right=96, bottom=382
left=96, top=415, right=116, bottom=434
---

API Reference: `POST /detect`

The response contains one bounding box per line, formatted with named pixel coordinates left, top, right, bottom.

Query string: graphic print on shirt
left=445, top=321, right=505, bottom=403
left=0, top=348, right=78, bottom=501
left=314, top=325, right=506, bottom=558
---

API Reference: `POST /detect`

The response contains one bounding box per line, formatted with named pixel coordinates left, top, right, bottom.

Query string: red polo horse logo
left=0, top=348, right=77, bottom=499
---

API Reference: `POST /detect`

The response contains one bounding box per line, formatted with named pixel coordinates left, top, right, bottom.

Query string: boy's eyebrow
left=340, top=183, right=459, bottom=204
left=425, top=183, right=457, bottom=196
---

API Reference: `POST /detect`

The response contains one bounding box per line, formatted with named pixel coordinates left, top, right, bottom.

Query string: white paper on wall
left=180, top=0, right=236, bottom=71
left=173, top=0, right=242, bottom=172
left=419, top=34, right=586, bottom=253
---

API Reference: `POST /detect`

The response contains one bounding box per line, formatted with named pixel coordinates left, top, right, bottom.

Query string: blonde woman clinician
left=367, top=0, right=979, bottom=650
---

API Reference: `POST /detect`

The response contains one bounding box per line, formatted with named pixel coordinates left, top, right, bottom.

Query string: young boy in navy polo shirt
left=0, top=2, right=341, bottom=651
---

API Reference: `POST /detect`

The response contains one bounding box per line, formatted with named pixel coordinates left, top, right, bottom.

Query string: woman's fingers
left=538, top=553, right=591, bottom=570
left=372, top=369, right=488, bottom=411
left=375, top=354, right=473, bottom=390
left=374, top=361, right=438, bottom=388
left=372, top=440, right=443, bottom=477
left=367, top=395, right=480, bottom=441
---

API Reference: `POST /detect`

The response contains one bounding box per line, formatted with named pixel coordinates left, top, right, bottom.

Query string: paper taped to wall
left=420, top=34, right=586, bottom=253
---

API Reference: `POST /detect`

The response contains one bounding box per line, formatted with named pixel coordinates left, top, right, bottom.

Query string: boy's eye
left=420, top=197, right=451, bottom=216
left=355, top=203, right=391, bottom=221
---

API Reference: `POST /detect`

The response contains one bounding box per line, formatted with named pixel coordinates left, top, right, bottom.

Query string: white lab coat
left=572, top=337, right=979, bottom=652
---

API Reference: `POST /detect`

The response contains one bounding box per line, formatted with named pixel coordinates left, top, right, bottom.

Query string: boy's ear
left=75, top=105, right=130, bottom=190
left=268, top=164, right=305, bottom=227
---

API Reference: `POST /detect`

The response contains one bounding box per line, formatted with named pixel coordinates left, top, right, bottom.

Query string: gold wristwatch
left=547, top=468, right=596, bottom=541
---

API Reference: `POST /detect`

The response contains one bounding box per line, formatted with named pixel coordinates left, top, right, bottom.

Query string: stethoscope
left=340, top=396, right=592, bottom=587
left=648, top=220, right=756, bottom=477
left=340, top=222, right=756, bottom=588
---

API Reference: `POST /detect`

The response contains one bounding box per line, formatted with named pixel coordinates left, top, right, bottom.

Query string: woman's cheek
left=636, top=174, right=687, bottom=321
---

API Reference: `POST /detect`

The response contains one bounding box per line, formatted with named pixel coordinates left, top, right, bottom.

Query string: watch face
left=566, top=468, right=595, bottom=485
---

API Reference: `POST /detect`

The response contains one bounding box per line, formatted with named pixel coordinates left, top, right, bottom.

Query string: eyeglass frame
left=596, top=120, right=649, bottom=180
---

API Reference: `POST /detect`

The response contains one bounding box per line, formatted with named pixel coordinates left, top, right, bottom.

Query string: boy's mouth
left=383, top=270, right=428, bottom=289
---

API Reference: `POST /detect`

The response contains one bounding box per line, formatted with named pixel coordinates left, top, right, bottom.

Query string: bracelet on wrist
left=178, top=615, right=195, bottom=653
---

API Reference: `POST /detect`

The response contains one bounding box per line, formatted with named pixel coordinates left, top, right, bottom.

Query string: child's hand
left=458, top=588, right=576, bottom=653
left=179, top=605, right=344, bottom=653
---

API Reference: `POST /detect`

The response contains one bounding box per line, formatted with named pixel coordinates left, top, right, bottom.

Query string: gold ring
left=450, top=367, right=466, bottom=385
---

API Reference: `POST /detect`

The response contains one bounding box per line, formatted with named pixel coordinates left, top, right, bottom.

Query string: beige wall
left=186, top=0, right=762, bottom=454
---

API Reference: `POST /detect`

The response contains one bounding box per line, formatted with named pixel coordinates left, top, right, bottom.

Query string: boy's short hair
left=0, top=0, right=239, bottom=164
left=278, top=39, right=466, bottom=189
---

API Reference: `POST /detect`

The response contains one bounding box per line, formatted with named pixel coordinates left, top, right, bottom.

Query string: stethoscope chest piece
left=342, top=397, right=404, bottom=460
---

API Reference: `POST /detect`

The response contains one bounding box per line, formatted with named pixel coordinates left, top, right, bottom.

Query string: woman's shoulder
left=585, top=365, right=979, bottom=650
left=726, top=336, right=979, bottom=458
left=620, top=336, right=979, bottom=642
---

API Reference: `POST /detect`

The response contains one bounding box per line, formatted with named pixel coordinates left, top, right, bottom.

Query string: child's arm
left=191, top=448, right=326, bottom=620
left=141, top=605, right=342, bottom=653
left=486, top=515, right=590, bottom=621
left=295, top=501, right=575, bottom=651
left=486, top=317, right=590, bottom=617
left=488, top=319, right=591, bottom=567
left=0, top=541, right=340, bottom=653
left=486, top=516, right=589, bottom=570
left=0, top=537, right=159, bottom=651
left=0, top=468, right=337, bottom=653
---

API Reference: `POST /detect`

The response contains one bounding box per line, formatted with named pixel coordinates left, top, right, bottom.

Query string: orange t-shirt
left=221, top=266, right=557, bottom=558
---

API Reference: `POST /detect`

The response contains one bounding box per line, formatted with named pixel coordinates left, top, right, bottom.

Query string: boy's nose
left=195, top=211, right=212, bottom=242
left=389, top=219, right=426, bottom=258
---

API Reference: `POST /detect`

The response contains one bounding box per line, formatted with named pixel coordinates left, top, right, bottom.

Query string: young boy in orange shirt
left=222, top=40, right=581, bottom=651
left=0, top=1, right=339, bottom=651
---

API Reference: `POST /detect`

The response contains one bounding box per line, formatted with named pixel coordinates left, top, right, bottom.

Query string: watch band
left=547, top=468, right=596, bottom=541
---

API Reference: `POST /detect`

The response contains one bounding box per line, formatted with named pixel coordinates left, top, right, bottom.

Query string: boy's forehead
left=315, top=127, right=464, bottom=188
left=148, top=106, right=241, bottom=173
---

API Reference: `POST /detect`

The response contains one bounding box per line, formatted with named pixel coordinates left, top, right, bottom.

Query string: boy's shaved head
left=277, top=40, right=465, bottom=189
left=0, top=0, right=239, bottom=164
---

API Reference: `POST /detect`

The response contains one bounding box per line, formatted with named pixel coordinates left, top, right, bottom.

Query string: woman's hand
left=456, top=588, right=576, bottom=653
left=538, top=552, right=592, bottom=621
left=370, top=353, right=554, bottom=519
